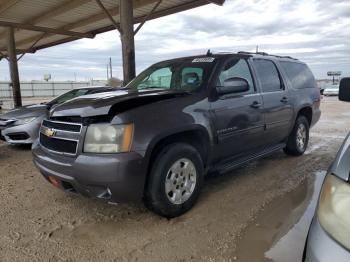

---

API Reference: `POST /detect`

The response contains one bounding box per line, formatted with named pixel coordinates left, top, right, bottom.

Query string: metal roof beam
left=60, top=0, right=158, bottom=31
left=0, top=0, right=21, bottom=15
left=30, top=0, right=92, bottom=26
left=133, top=0, right=216, bottom=23
left=17, top=33, right=45, bottom=61
left=0, top=0, right=224, bottom=53
left=134, top=0, right=162, bottom=35
left=0, top=0, right=91, bottom=42
left=207, top=0, right=225, bottom=5
left=0, top=20, right=95, bottom=38
left=0, top=50, right=9, bottom=61
left=95, top=0, right=121, bottom=32
left=7, top=0, right=158, bottom=49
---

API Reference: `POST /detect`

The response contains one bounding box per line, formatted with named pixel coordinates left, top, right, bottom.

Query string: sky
left=0, top=0, right=350, bottom=81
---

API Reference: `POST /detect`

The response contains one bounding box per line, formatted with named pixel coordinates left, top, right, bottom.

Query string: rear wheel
left=144, top=143, right=204, bottom=218
left=284, top=116, right=309, bottom=156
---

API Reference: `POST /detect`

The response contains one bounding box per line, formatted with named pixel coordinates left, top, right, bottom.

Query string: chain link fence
left=0, top=81, right=96, bottom=99
left=0, top=81, right=107, bottom=110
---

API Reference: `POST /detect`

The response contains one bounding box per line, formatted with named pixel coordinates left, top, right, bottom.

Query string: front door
left=252, top=59, right=294, bottom=145
left=210, top=58, right=265, bottom=161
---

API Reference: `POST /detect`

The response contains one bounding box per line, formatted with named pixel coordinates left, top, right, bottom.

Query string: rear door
left=210, top=57, right=265, bottom=161
left=252, top=59, right=294, bottom=145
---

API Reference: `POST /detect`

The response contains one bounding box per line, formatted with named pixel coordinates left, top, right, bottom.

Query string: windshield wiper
left=139, top=86, right=167, bottom=90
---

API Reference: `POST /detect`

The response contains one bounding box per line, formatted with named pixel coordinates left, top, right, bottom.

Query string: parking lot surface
left=0, top=97, right=349, bottom=261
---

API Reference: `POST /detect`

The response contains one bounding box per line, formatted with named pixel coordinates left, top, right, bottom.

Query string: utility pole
left=7, top=27, right=22, bottom=107
left=106, top=64, right=109, bottom=80
left=120, top=0, right=136, bottom=85
left=109, top=57, right=113, bottom=78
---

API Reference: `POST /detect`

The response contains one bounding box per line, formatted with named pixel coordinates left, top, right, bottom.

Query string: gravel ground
left=0, top=97, right=349, bottom=262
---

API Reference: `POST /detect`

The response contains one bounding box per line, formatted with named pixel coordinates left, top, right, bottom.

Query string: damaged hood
left=0, top=104, right=48, bottom=120
left=51, top=89, right=189, bottom=118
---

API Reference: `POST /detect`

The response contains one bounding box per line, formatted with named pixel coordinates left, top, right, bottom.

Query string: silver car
left=304, top=77, right=350, bottom=261
left=0, top=86, right=114, bottom=145
left=323, top=85, right=339, bottom=96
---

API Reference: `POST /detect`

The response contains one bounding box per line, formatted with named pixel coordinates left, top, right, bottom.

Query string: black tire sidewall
left=286, top=116, right=310, bottom=155
left=145, top=143, right=204, bottom=218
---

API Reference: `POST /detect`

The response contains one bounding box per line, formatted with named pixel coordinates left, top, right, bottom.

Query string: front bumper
left=304, top=218, right=350, bottom=262
left=0, top=119, right=42, bottom=144
left=32, top=141, right=148, bottom=203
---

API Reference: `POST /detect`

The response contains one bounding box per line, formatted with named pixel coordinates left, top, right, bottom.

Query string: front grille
left=40, top=119, right=82, bottom=155
left=42, top=119, right=81, bottom=132
left=40, top=133, right=78, bottom=154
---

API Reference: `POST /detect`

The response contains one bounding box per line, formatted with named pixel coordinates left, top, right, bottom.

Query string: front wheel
left=284, top=116, right=310, bottom=156
left=144, top=143, right=204, bottom=218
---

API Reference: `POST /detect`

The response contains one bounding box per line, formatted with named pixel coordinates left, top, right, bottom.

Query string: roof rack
left=237, top=51, right=298, bottom=60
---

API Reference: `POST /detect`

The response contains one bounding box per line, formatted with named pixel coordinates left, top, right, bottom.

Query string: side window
left=253, top=59, right=283, bottom=93
left=138, top=67, right=172, bottom=89
left=280, top=61, right=316, bottom=89
left=217, top=58, right=255, bottom=93
left=180, top=67, right=204, bottom=91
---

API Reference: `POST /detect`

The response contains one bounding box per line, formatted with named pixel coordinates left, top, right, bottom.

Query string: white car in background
left=323, top=85, right=339, bottom=96
left=0, top=86, right=114, bottom=145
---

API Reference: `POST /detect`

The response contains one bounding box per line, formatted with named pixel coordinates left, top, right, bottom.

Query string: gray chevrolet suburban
left=32, top=52, right=321, bottom=217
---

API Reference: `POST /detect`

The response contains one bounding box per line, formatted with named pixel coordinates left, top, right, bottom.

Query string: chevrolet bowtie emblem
left=44, top=128, right=56, bottom=137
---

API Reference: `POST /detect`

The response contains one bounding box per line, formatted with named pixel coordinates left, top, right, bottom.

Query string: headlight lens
left=84, top=123, right=133, bottom=153
left=318, top=174, right=350, bottom=250
left=15, top=117, right=37, bottom=125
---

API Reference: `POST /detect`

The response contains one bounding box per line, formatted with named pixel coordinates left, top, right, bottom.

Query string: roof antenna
left=206, top=49, right=212, bottom=56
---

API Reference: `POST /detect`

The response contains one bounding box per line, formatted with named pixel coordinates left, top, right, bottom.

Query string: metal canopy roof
left=0, top=0, right=225, bottom=60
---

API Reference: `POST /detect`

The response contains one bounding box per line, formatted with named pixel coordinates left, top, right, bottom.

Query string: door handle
left=280, top=97, right=288, bottom=103
left=251, top=101, right=262, bottom=108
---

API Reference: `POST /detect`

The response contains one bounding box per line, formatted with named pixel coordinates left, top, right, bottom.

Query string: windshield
left=126, top=61, right=212, bottom=92
left=47, top=89, right=91, bottom=106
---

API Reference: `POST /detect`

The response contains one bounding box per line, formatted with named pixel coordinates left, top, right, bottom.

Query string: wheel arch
left=297, top=106, right=313, bottom=126
left=143, top=126, right=212, bottom=193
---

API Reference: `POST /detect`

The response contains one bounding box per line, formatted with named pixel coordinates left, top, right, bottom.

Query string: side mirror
left=216, top=77, right=249, bottom=95
left=339, top=78, right=350, bottom=102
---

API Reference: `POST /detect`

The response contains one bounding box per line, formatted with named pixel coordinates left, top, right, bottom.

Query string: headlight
left=84, top=123, right=133, bottom=153
left=318, top=174, right=350, bottom=250
left=15, top=117, right=37, bottom=125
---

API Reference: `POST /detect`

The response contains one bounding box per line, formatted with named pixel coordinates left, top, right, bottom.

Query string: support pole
left=7, top=27, right=22, bottom=107
left=120, top=0, right=136, bottom=85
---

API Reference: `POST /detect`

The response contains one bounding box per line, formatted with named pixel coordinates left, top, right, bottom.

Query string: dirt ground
left=0, top=97, right=349, bottom=262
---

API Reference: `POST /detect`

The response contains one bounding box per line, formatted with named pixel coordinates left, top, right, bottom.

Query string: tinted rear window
left=280, top=62, right=316, bottom=89
left=253, top=59, right=282, bottom=93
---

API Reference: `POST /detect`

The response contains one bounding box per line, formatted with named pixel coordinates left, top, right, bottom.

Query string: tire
left=144, top=143, right=204, bottom=218
left=284, top=116, right=310, bottom=156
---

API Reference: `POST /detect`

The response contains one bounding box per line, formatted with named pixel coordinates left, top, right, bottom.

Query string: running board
left=216, top=143, right=286, bottom=174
